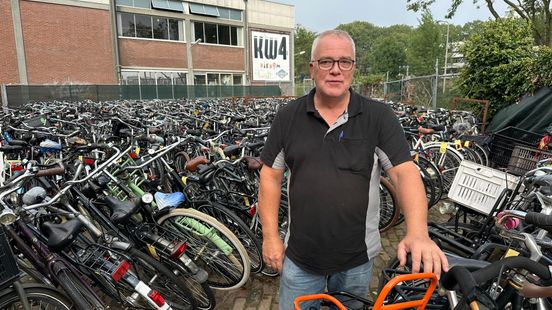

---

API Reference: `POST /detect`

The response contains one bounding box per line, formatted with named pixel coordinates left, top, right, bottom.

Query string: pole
left=443, top=23, right=449, bottom=94
left=433, top=58, right=438, bottom=110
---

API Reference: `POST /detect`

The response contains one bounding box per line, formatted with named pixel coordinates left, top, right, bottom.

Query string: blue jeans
left=279, top=256, right=374, bottom=310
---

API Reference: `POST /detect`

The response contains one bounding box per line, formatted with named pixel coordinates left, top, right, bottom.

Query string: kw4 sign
left=251, top=31, right=290, bottom=82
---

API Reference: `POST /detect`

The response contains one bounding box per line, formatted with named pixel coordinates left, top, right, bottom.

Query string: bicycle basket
left=0, top=227, right=20, bottom=290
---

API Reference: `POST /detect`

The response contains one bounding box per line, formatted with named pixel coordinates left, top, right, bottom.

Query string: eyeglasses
left=311, top=58, right=355, bottom=71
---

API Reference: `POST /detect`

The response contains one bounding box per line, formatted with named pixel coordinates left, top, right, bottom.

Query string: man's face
left=309, top=35, right=355, bottom=99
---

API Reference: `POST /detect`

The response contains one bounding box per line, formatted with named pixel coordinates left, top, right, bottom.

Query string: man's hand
left=397, top=234, right=449, bottom=279
left=262, top=237, right=285, bottom=273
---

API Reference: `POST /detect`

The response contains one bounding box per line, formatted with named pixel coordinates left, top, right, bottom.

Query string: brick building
left=0, top=0, right=295, bottom=94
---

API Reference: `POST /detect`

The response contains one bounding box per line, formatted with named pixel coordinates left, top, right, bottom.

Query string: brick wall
left=192, top=45, right=244, bottom=71
left=20, top=0, right=116, bottom=84
left=0, top=0, right=20, bottom=84
left=119, top=38, right=187, bottom=68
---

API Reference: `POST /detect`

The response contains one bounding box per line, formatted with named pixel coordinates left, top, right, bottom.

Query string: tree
left=293, top=25, right=317, bottom=81
left=406, top=11, right=442, bottom=76
left=368, top=36, right=408, bottom=79
left=336, top=21, right=384, bottom=74
left=407, top=0, right=552, bottom=46
left=457, top=18, right=535, bottom=116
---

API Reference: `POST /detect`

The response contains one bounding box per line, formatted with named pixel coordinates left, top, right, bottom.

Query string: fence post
left=1, top=84, right=8, bottom=111
left=432, top=58, right=439, bottom=109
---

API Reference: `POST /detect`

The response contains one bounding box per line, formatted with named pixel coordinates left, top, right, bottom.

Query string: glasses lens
left=318, top=59, right=334, bottom=70
left=339, top=60, right=353, bottom=70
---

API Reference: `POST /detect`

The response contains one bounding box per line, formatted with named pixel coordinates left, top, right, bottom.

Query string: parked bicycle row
left=0, top=97, right=530, bottom=309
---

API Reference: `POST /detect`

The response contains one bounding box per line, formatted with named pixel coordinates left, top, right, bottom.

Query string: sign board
left=251, top=31, right=290, bottom=82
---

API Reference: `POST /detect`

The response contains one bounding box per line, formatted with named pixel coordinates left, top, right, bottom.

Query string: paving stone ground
left=214, top=207, right=450, bottom=309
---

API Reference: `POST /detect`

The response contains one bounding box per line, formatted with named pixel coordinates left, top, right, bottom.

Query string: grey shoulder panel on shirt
left=375, top=146, right=393, bottom=171
left=271, top=149, right=286, bottom=170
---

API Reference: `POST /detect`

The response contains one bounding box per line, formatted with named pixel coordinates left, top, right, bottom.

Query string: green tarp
left=487, top=87, right=552, bottom=134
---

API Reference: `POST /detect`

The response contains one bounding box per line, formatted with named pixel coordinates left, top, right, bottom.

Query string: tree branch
left=502, top=0, right=529, bottom=19
left=484, top=0, right=502, bottom=19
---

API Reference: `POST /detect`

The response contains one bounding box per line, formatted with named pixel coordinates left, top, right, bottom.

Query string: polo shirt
left=260, top=88, right=411, bottom=275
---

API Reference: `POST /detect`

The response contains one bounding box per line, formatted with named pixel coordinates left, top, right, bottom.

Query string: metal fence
left=2, top=84, right=282, bottom=108
left=383, top=74, right=460, bottom=109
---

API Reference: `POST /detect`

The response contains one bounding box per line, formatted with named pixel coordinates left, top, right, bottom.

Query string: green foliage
left=336, top=21, right=385, bottom=74
left=457, top=18, right=543, bottom=117
left=406, top=11, right=442, bottom=76
left=368, top=36, right=407, bottom=78
left=293, top=25, right=317, bottom=80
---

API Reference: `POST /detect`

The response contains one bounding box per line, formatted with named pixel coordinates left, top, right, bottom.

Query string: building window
left=189, top=3, right=242, bottom=21
left=118, top=13, right=182, bottom=41
left=207, top=73, right=219, bottom=85
left=121, top=70, right=187, bottom=86
left=193, top=22, right=241, bottom=46
left=194, top=74, right=207, bottom=85
left=116, top=0, right=150, bottom=8
left=151, top=0, right=184, bottom=12
left=233, top=75, right=242, bottom=85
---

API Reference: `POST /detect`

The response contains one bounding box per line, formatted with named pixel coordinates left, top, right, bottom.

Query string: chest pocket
left=331, top=137, right=372, bottom=174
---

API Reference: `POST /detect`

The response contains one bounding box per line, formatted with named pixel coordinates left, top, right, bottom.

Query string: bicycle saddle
left=244, top=156, right=263, bottom=170
left=41, top=219, right=82, bottom=252
left=154, top=192, right=186, bottom=210
left=223, top=144, right=241, bottom=157
left=0, top=145, right=25, bottom=153
left=104, top=196, right=142, bottom=224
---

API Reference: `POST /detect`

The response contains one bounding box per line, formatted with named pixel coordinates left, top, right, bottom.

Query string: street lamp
left=436, top=20, right=450, bottom=94
left=295, top=50, right=306, bottom=56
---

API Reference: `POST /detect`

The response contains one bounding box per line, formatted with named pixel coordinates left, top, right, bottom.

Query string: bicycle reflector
left=111, top=260, right=131, bottom=282
left=148, top=290, right=166, bottom=307
left=171, top=242, right=187, bottom=259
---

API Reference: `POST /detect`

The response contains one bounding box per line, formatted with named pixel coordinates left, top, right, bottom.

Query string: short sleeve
left=376, top=106, right=411, bottom=168
left=260, top=110, right=285, bottom=168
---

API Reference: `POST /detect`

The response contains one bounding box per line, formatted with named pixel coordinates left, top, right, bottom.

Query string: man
left=258, top=30, right=448, bottom=309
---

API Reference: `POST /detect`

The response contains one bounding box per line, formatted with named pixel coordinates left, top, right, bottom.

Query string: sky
left=273, top=0, right=509, bottom=31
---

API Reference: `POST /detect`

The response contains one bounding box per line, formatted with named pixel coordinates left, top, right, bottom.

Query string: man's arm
left=258, top=164, right=285, bottom=272
left=387, top=161, right=449, bottom=278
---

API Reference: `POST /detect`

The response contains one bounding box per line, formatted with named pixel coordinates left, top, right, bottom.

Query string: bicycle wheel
left=196, top=202, right=264, bottom=274
left=55, top=265, right=106, bottom=310
left=157, top=208, right=251, bottom=290
left=422, top=144, right=463, bottom=194
left=379, top=177, right=400, bottom=233
left=0, top=283, right=73, bottom=309
left=415, top=156, right=444, bottom=205
left=127, top=247, right=198, bottom=310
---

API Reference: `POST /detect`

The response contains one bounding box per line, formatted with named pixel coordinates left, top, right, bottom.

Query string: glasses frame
left=311, top=58, right=356, bottom=71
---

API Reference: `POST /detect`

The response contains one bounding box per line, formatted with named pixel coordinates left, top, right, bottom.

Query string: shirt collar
left=305, top=88, right=362, bottom=117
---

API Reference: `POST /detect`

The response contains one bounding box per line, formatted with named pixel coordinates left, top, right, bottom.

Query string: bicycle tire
left=196, top=202, right=264, bottom=274
left=415, top=156, right=444, bottom=204
left=0, top=283, right=73, bottom=310
left=379, top=177, right=400, bottom=233
left=422, top=144, right=463, bottom=194
left=127, top=247, right=198, bottom=310
left=55, top=266, right=105, bottom=310
left=157, top=208, right=251, bottom=290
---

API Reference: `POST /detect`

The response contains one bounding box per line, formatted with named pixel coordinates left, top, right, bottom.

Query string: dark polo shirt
left=260, top=88, right=411, bottom=274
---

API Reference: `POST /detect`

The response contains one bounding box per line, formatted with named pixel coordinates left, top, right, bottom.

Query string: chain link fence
left=383, top=74, right=460, bottom=109
left=2, top=84, right=282, bottom=108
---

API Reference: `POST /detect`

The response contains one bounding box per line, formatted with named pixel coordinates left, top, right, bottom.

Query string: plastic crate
left=448, top=161, right=520, bottom=215
left=0, top=227, right=20, bottom=290
left=507, top=145, right=552, bottom=176
left=489, top=126, right=544, bottom=169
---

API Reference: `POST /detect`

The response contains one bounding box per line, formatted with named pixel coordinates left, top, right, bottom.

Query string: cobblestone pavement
left=214, top=207, right=450, bottom=309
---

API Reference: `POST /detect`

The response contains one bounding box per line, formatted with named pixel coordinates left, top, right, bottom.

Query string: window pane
left=230, top=9, right=242, bottom=21
left=233, top=75, right=242, bottom=85
left=135, top=14, right=152, bottom=38
left=218, top=8, right=230, bottom=19
left=205, top=23, right=217, bottom=44
left=153, top=17, right=168, bottom=40
left=169, top=19, right=179, bottom=41
left=122, top=71, right=139, bottom=85
left=218, top=25, right=230, bottom=45
left=194, top=22, right=204, bottom=43
left=221, top=74, right=232, bottom=85
left=157, top=72, right=172, bottom=85
left=189, top=3, right=206, bottom=14
left=140, top=72, right=156, bottom=85
left=203, top=5, right=220, bottom=16
left=207, top=73, right=219, bottom=85
left=151, top=0, right=168, bottom=9
left=133, top=0, right=150, bottom=8
left=116, top=0, right=133, bottom=6
left=230, top=26, right=237, bottom=46
left=194, top=74, right=206, bottom=85
left=167, top=0, right=183, bottom=11
left=174, top=72, right=187, bottom=85
left=121, top=13, right=135, bottom=37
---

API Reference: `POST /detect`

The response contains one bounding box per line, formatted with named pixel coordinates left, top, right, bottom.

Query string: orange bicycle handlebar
left=373, top=272, right=438, bottom=310
left=293, top=272, right=438, bottom=310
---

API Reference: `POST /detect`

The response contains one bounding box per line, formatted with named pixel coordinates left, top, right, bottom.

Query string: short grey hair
left=310, top=30, right=356, bottom=61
